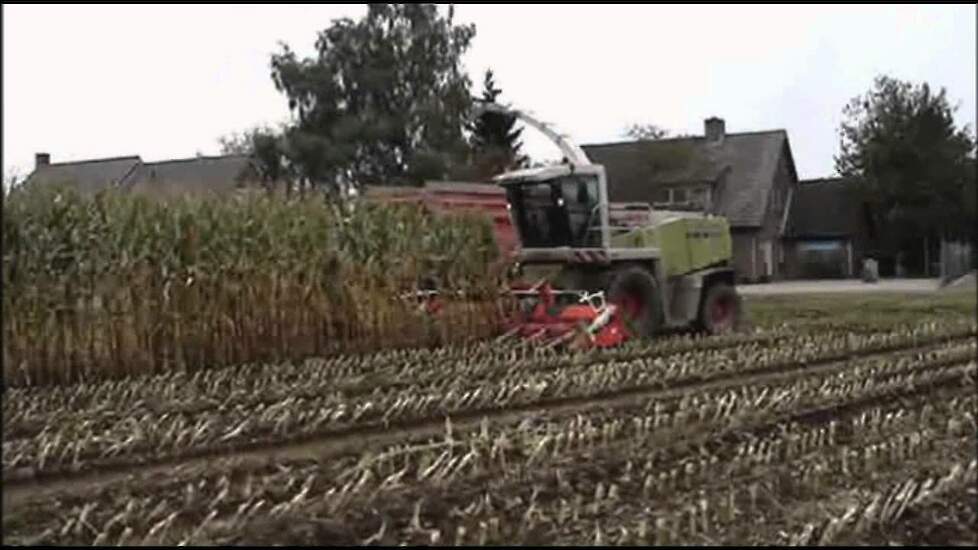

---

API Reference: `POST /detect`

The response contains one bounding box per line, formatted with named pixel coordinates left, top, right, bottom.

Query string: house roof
left=787, top=177, right=864, bottom=238
left=23, top=156, right=142, bottom=195
left=124, top=154, right=257, bottom=196
left=582, top=130, right=793, bottom=227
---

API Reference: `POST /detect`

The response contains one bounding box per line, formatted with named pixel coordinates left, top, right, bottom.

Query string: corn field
left=2, top=185, right=502, bottom=387
left=3, top=292, right=976, bottom=545
left=2, top=186, right=976, bottom=545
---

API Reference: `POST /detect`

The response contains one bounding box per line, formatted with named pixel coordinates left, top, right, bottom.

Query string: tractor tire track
left=5, top=335, right=970, bottom=483
left=0, top=327, right=856, bottom=438
left=5, top=355, right=973, bottom=546
left=9, top=324, right=971, bottom=440
left=174, top=374, right=978, bottom=546
left=3, top=336, right=973, bottom=509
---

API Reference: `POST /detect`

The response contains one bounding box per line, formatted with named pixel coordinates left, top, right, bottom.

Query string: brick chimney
left=704, top=117, right=725, bottom=143
left=35, top=153, right=51, bottom=169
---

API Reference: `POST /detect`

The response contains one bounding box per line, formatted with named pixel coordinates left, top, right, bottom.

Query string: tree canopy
left=218, top=124, right=294, bottom=192
left=269, top=4, right=476, bottom=190
left=622, top=123, right=671, bottom=141
left=835, top=75, right=975, bottom=248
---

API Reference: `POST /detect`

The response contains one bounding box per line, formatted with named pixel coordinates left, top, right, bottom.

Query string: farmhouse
left=21, top=153, right=142, bottom=195
left=582, top=118, right=799, bottom=283
left=22, top=152, right=261, bottom=198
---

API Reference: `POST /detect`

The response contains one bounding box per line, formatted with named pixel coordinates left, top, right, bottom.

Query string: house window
left=689, top=186, right=712, bottom=210
left=652, top=185, right=712, bottom=211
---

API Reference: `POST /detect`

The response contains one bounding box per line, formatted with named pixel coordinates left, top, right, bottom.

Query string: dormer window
left=653, top=185, right=712, bottom=211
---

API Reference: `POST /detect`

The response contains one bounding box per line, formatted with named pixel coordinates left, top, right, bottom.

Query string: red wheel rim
left=616, top=291, right=645, bottom=320
left=711, top=297, right=734, bottom=329
left=424, top=297, right=444, bottom=314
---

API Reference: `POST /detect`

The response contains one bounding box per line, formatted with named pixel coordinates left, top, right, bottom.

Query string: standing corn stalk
left=2, top=185, right=500, bottom=387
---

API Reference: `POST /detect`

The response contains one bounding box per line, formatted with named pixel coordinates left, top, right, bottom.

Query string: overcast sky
left=4, top=4, right=976, bottom=182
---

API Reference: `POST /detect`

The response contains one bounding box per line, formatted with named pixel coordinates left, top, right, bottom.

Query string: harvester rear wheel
left=606, top=266, right=662, bottom=339
left=699, top=283, right=740, bottom=335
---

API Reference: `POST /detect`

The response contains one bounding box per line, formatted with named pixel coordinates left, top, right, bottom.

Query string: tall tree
left=3, top=167, right=23, bottom=196
left=835, top=75, right=975, bottom=271
left=269, top=4, right=476, bottom=190
left=218, top=125, right=270, bottom=156
left=218, top=124, right=296, bottom=193
left=468, top=69, right=526, bottom=178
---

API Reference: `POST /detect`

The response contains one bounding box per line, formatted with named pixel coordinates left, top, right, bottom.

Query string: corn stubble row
left=8, top=318, right=970, bottom=426
left=2, top=185, right=501, bottom=387
left=4, top=321, right=974, bottom=476
left=5, top=344, right=974, bottom=545
left=4, top=325, right=818, bottom=424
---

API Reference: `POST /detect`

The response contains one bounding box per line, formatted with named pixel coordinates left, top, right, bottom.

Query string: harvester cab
left=475, top=101, right=744, bottom=349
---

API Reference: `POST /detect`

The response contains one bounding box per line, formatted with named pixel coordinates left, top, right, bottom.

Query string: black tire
left=606, top=266, right=663, bottom=339
left=419, top=276, right=438, bottom=291
left=699, top=283, right=740, bottom=335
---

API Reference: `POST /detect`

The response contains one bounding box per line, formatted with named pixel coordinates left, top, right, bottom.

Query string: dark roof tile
left=124, top=155, right=257, bottom=196
left=23, top=156, right=142, bottom=194
left=582, top=130, right=789, bottom=227
left=788, top=177, right=864, bottom=237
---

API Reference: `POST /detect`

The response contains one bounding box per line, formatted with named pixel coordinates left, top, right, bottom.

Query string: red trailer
left=363, top=181, right=519, bottom=258
left=363, top=182, right=653, bottom=259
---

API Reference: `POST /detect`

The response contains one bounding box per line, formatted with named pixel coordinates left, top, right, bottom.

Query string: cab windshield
left=505, top=175, right=601, bottom=248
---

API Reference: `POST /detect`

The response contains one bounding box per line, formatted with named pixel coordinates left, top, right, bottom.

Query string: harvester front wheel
left=699, top=283, right=740, bottom=335
left=606, top=267, right=663, bottom=339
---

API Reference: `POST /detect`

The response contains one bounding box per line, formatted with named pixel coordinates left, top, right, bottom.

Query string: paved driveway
left=738, top=278, right=943, bottom=296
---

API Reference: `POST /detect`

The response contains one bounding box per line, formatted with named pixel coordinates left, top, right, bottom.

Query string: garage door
left=797, top=240, right=848, bottom=278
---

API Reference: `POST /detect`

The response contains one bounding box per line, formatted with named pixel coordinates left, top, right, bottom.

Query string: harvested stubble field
left=2, top=290, right=976, bottom=546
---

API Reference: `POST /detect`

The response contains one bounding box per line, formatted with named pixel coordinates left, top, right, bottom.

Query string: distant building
left=786, top=176, right=975, bottom=280
left=22, top=153, right=142, bottom=195
left=126, top=155, right=260, bottom=199
left=783, top=177, right=874, bottom=279
left=582, top=117, right=799, bottom=282
left=21, top=152, right=261, bottom=198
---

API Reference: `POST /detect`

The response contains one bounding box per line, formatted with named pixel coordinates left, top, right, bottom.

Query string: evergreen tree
left=468, top=69, right=527, bottom=179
